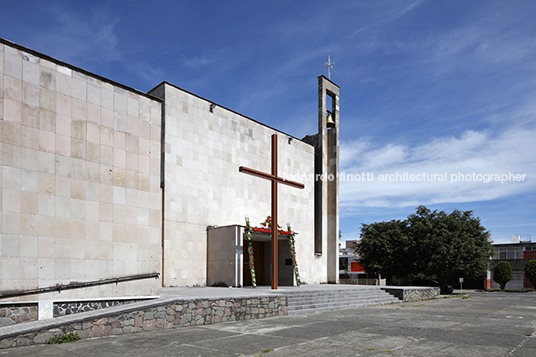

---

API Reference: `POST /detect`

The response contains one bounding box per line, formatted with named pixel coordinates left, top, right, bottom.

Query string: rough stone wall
left=54, top=300, right=143, bottom=317
left=0, top=305, right=37, bottom=325
left=0, top=296, right=287, bottom=348
left=0, top=300, right=145, bottom=326
left=383, top=287, right=440, bottom=302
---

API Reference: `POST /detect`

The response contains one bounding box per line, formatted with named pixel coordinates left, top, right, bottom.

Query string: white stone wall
left=152, top=83, right=324, bottom=286
left=0, top=41, right=162, bottom=301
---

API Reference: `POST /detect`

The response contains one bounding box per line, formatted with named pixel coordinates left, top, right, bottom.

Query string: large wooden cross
left=239, top=134, right=304, bottom=290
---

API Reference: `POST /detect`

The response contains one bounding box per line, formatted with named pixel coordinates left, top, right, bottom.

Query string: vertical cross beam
left=239, top=134, right=304, bottom=290
left=271, top=134, right=278, bottom=289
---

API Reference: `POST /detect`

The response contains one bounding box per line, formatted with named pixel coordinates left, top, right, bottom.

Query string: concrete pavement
left=2, top=291, right=536, bottom=356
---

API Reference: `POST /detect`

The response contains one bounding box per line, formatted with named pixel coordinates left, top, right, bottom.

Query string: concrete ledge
left=381, top=287, right=440, bottom=301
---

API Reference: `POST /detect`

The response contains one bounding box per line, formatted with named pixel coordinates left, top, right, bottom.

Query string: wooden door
left=243, top=240, right=266, bottom=286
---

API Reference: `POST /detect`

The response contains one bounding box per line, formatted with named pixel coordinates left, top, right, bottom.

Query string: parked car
left=411, top=279, right=454, bottom=294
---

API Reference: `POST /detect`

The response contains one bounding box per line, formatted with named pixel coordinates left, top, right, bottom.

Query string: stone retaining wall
left=0, top=305, right=38, bottom=325
left=0, top=296, right=287, bottom=349
left=0, top=300, right=145, bottom=326
left=382, top=287, right=440, bottom=302
left=54, top=300, right=144, bottom=317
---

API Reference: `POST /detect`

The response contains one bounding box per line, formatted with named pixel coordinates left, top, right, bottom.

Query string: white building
left=0, top=37, right=340, bottom=303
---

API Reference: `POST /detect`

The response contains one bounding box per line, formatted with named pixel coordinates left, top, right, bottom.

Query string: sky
left=1, top=0, right=535, bottom=244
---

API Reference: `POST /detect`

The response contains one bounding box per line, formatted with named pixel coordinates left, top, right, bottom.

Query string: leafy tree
left=357, top=219, right=413, bottom=281
left=524, top=260, right=536, bottom=290
left=356, top=205, right=493, bottom=287
left=493, top=261, right=512, bottom=290
left=408, top=206, right=493, bottom=288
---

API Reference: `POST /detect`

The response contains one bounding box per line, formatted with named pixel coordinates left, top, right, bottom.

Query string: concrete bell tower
left=301, top=75, right=340, bottom=283
left=317, top=75, right=340, bottom=283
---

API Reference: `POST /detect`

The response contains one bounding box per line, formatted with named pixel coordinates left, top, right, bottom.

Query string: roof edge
left=0, top=37, right=163, bottom=103
left=156, top=81, right=314, bottom=146
left=318, top=75, right=340, bottom=89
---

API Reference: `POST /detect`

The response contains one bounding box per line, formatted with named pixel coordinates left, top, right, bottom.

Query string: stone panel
left=1, top=39, right=162, bottom=301
left=150, top=83, right=317, bottom=287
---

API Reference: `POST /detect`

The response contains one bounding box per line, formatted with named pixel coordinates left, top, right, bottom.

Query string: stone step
left=288, top=303, right=391, bottom=315
left=287, top=294, right=396, bottom=304
left=288, top=300, right=397, bottom=315
left=288, top=298, right=396, bottom=310
left=284, top=288, right=380, bottom=295
left=285, top=288, right=399, bottom=315
left=284, top=291, right=390, bottom=298
left=287, top=292, right=393, bottom=299
left=290, top=297, right=394, bottom=306
left=287, top=296, right=396, bottom=306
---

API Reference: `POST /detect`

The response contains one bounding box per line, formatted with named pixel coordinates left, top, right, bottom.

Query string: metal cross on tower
left=324, top=54, right=334, bottom=80
left=239, top=134, right=305, bottom=290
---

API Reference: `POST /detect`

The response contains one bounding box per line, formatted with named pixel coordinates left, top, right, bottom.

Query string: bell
left=326, top=112, right=335, bottom=128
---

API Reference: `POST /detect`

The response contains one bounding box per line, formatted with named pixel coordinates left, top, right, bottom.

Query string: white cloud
left=339, top=123, right=536, bottom=210
left=184, top=55, right=213, bottom=67
left=423, top=13, right=536, bottom=75
left=350, top=0, right=426, bottom=37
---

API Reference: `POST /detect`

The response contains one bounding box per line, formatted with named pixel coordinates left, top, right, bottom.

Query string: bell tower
left=317, top=75, right=340, bottom=283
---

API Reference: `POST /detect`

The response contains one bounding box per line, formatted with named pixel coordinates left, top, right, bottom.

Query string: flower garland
left=259, top=216, right=292, bottom=235
left=286, top=224, right=301, bottom=286
left=244, top=218, right=257, bottom=288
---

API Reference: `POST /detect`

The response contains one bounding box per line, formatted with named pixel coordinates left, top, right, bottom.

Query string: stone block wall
left=53, top=299, right=144, bottom=317
left=0, top=304, right=37, bottom=325
left=382, top=287, right=440, bottom=302
left=0, top=39, right=162, bottom=301
left=0, top=300, right=145, bottom=326
left=149, top=82, right=317, bottom=287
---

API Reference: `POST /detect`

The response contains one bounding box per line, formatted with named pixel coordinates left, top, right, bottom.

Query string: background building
left=490, top=235, right=535, bottom=289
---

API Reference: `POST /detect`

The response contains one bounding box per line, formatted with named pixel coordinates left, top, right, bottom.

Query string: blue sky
left=2, top=1, right=535, bottom=243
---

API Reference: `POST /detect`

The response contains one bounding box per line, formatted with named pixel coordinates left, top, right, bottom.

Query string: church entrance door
left=243, top=240, right=266, bottom=286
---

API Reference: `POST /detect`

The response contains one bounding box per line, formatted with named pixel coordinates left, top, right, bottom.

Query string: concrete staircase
left=286, top=287, right=400, bottom=315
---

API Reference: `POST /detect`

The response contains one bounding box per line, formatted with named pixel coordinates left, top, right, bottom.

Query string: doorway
left=243, top=240, right=266, bottom=286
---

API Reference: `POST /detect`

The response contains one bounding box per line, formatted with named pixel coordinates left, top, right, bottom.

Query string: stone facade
left=0, top=38, right=162, bottom=301
left=149, top=82, right=324, bottom=287
left=1, top=36, right=340, bottom=303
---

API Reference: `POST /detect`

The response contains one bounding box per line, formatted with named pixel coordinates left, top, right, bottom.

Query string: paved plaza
left=2, top=291, right=536, bottom=357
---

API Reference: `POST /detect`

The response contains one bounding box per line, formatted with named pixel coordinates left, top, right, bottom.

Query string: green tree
left=493, top=261, right=512, bottom=290
left=408, top=206, right=493, bottom=289
left=524, top=260, right=536, bottom=290
left=357, top=219, right=412, bottom=282
left=356, top=205, right=493, bottom=288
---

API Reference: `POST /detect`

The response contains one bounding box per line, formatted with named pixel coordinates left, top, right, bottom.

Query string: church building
left=0, top=38, right=340, bottom=303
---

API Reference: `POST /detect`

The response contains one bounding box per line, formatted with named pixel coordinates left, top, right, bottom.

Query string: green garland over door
left=244, top=217, right=301, bottom=287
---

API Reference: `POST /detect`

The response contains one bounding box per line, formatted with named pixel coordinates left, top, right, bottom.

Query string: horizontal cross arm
left=239, top=166, right=304, bottom=189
